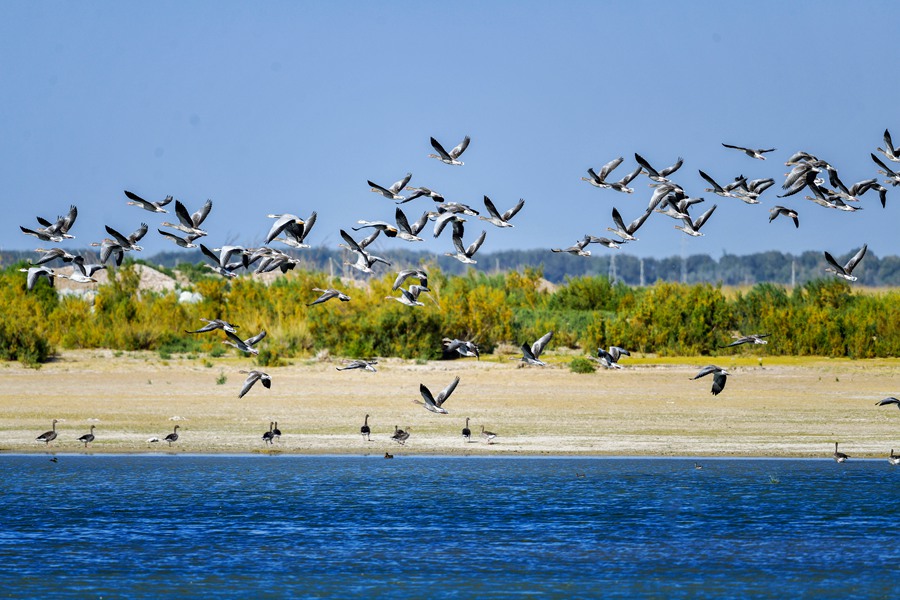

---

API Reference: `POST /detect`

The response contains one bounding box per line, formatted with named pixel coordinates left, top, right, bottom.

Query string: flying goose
left=393, top=268, right=428, bottom=291
left=691, top=365, right=728, bottom=395
left=768, top=206, right=799, bottom=228
left=443, top=338, right=480, bottom=359
left=481, top=425, right=497, bottom=444
left=358, top=414, right=372, bottom=441
left=125, top=190, right=173, bottom=213
left=386, top=284, right=430, bottom=307
left=337, top=359, right=378, bottom=372
left=605, top=165, right=643, bottom=193
left=158, top=228, right=200, bottom=248
left=876, top=128, right=900, bottom=163
left=89, top=238, right=125, bottom=266
left=675, top=204, right=718, bottom=237
left=462, top=417, right=471, bottom=441
left=352, top=220, right=399, bottom=237
left=394, top=207, right=429, bottom=241
left=199, top=243, right=241, bottom=279
left=339, top=229, right=391, bottom=274
left=307, top=287, right=351, bottom=306
left=77, top=425, right=96, bottom=448
left=875, top=397, right=900, bottom=410
left=401, top=186, right=444, bottom=204
left=62, top=258, right=99, bottom=285
left=582, top=157, right=624, bottom=188
left=721, top=143, right=776, bottom=160
left=722, top=334, right=770, bottom=348
left=445, top=230, right=487, bottom=264
left=265, top=213, right=305, bottom=244
left=185, top=318, right=239, bottom=335
left=105, top=223, right=148, bottom=252
left=223, top=330, right=267, bottom=355
left=164, top=425, right=180, bottom=447
left=161, top=199, right=212, bottom=237
left=20, top=225, right=65, bottom=243
left=31, top=247, right=76, bottom=266
left=414, top=376, right=460, bottom=414
left=20, top=266, right=56, bottom=291
left=824, top=244, right=867, bottom=281
left=833, top=442, right=849, bottom=463
left=36, top=419, right=59, bottom=445
left=238, top=370, right=271, bottom=399
left=369, top=172, right=412, bottom=201
left=871, top=153, right=900, bottom=186
left=478, top=196, right=525, bottom=228
left=428, top=135, right=470, bottom=165
left=634, top=153, right=684, bottom=182
left=34, top=204, right=78, bottom=240
left=551, top=236, right=592, bottom=257
left=594, top=346, right=630, bottom=369
left=608, top=207, right=651, bottom=241
left=519, top=331, right=553, bottom=366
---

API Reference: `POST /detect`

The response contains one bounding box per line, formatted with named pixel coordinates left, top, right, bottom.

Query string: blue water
left=0, top=455, right=898, bottom=598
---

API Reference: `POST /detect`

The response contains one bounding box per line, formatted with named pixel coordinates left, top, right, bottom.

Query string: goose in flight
left=20, top=225, right=65, bottom=243
left=608, top=207, right=651, bottom=241
left=90, top=238, right=125, bottom=266
left=238, top=370, right=271, bottom=399
left=352, top=219, right=399, bottom=238
left=339, top=229, right=391, bottom=274
left=62, top=257, right=100, bottom=285
left=105, top=223, right=148, bottom=252
left=582, top=157, right=624, bottom=189
left=199, top=243, right=241, bottom=278
left=31, top=247, right=76, bottom=266
left=551, top=236, right=592, bottom=257
left=606, top=165, right=643, bottom=194
left=722, top=333, right=770, bottom=348
left=479, top=196, right=525, bottom=228
left=394, top=207, right=429, bottom=241
left=586, top=235, right=624, bottom=250
left=443, top=338, right=480, bottom=359
left=721, top=143, right=776, bottom=160
left=32, top=204, right=78, bottom=240
left=223, top=330, right=267, bottom=355
left=824, top=244, right=867, bottom=281
left=699, top=170, right=745, bottom=200
left=833, top=442, right=849, bottom=463
left=481, top=425, right=497, bottom=444
left=768, top=206, right=799, bottom=228
left=414, top=376, right=460, bottom=414
left=401, top=186, right=444, bottom=204
left=386, top=284, right=430, bottom=307
left=265, top=213, right=306, bottom=244
left=307, top=287, right=351, bottom=306
left=269, top=210, right=317, bottom=248
left=593, top=346, right=630, bottom=369
left=185, top=318, right=239, bottom=335
left=369, top=172, right=412, bottom=201
left=875, top=397, right=900, bottom=410
left=162, top=199, right=212, bottom=237
left=36, top=419, right=59, bottom=445
left=337, top=359, right=378, bottom=372
left=876, top=128, right=900, bottom=163
left=20, top=266, right=56, bottom=290
left=446, top=230, right=487, bottom=264
left=428, top=135, right=470, bottom=165
left=675, top=204, right=717, bottom=237
left=691, top=365, right=728, bottom=395
left=634, top=153, right=684, bottom=182
left=158, top=228, right=200, bottom=248
left=393, top=268, right=428, bottom=291
left=125, top=190, right=172, bottom=213
left=871, top=153, right=900, bottom=186
left=519, top=331, right=553, bottom=366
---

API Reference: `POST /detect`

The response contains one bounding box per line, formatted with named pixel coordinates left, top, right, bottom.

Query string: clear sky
left=2, top=1, right=898, bottom=263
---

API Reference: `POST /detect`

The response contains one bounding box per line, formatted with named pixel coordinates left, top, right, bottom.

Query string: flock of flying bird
left=16, top=130, right=900, bottom=458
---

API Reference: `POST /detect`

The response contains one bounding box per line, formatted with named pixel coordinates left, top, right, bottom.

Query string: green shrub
left=569, top=357, right=596, bottom=374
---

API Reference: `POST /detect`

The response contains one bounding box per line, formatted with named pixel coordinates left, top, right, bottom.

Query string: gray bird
left=414, top=376, right=460, bottom=414
left=824, top=244, right=867, bottom=281
left=238, top=370, right=271, bottom=399
left=308, top=288, right=351, bottom=306
left=691, top=365, right=728, bottom=395
left=519, top=331, right=553, bottom=366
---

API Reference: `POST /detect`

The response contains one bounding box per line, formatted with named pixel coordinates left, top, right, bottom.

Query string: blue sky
left=2, top=1, right=898, bottom=263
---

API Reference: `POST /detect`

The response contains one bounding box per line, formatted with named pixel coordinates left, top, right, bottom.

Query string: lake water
left=0, top=455, right=897, bottom=598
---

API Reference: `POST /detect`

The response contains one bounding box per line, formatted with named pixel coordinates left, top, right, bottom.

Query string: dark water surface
left=0, top=455, right=897, bottom=598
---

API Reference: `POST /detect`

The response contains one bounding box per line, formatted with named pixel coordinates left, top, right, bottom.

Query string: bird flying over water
left=414, top=376, right=460, bottom=414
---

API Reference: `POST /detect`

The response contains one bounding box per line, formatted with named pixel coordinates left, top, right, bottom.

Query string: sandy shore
left=1, top=350, right=898, bottom=458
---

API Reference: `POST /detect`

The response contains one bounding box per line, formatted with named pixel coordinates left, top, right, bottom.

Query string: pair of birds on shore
left=36, top=420, right=96, bottom=447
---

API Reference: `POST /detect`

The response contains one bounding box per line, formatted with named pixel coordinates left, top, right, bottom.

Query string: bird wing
left=659, top=157, right=684, bottom=178
left=266, top=214, right=300, bottom=244
left=200, top=243, right=223, bottom=266
left=711, top=372, right=727, bottom=395
left=721, top=143, right=749, bottom=152
left=390, top=173, right=412, bottom=194
left=483, top=196, right=502, bottom=219
left=245, top=330, right=267, bottom=347
left=634, top=153, right=659, bottom=178
left=844, top=244, right=867, bottom=273
left=611, top=207, right=627, bottom=231
left=430, top=137, right=453, bottom=161
left=368, top=180, right=393, bottom=196
left=174, top=200, right=195, bottom=228
left=876, top=397, right=900, bottom=406
left=419, top=384, right=439, bottom=410
left=466, top=230, right=487, bottom=256
left=627, top=209, right=652, bottom=234
left=823, top=251, right=845, bottom=273
left=531, top=331, right=554, bottom=358
left=191, top=199, right=213, bottom=227
left=129, top=223, right=149, bottom=243
left=60, top=205, right=78, bottom=233
left=124, top=190, right=149, bottom=207
left=409, top=211, right=430, bottom=235
left=158, top=228, right=183, bottom=244
left=618, top=165, right=643, bottom=186
left=238, top=372, right=259, bottom=398
left=436, top=376, right=460, bottom=406
left=104, top=225, right=132, bottom=247
left=339, top=229, right=363, bottom=253
left=450, top=136, right=470, bottom=159
left=300, top=211, right=318, bottom=241
left=394, top=207, right=413, bottom=234
left=698, top=170, right=724, bottom=192
left=609, top=346, right=630, bottom=361
left=451, top=234, right=467, bottom=255
left=502, top=199, right=525, bottom=221
left=692, top=365, right=718, bottom=380
left=693, top=204, right=718, bottom=230
left=521, top=342, right=538, bottom=362
left=598, top=157, right=624, bottom=180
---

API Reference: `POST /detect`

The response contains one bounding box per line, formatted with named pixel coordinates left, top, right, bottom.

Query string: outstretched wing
left=245, top=330, right=267, bottom=347
left=844, top=244, right=867, bottom=273
left=711, top=372, right=727, bottom=395
left=450, top=136, right=470, bottom=159
left=430, top=137, right=452, bottom=161
left=531, top=331, right=554, bottom=358
left=435, top=376, right=461, bottom=406
left=502, top=199, right=525, bottom=221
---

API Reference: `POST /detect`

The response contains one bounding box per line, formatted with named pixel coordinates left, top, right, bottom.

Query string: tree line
left=1, top=262, right=898, bottom=367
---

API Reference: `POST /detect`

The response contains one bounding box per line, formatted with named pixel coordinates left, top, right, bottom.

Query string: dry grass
left=1, top=350, right=898, bottom=458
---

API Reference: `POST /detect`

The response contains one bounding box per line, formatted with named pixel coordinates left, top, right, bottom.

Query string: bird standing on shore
left=481, top=425, right=497, bottom=444
left=36, top=419, right=59, bottom=445
left=77, top=425, right=96, bottom=448
left=833, top=442, right=849, bottom=463
left=360, top=414, right=371, bottom=441
left=165, top=425, right=180, bottom=447
left=462, top=417, right=471, bottom=441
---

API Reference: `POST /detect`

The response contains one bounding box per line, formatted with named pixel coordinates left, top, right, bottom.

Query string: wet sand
left=1, top=351, right=898, bottom=458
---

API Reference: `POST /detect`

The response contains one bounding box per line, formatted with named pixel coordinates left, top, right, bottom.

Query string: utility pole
left=640, top=257, right=645, bottom=287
